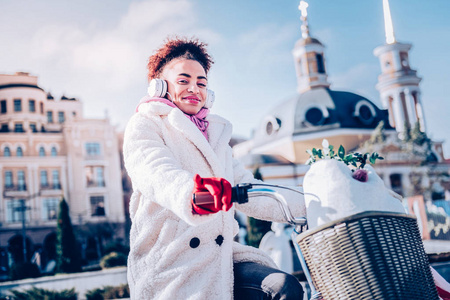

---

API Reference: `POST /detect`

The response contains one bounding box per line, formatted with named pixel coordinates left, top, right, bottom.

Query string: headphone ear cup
left=148, top=79, right=167, bottom=98
left=204, top=89, right=215, bottom=109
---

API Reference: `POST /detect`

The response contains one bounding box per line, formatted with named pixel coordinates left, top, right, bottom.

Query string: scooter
left=193, top=183, right=440, bottom=300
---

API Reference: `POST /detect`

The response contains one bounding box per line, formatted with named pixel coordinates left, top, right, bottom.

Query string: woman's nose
left=188, top=84, right=200, bottom=94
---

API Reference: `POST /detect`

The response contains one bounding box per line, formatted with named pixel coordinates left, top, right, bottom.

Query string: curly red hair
left=147, top=37, right=214, bottom=81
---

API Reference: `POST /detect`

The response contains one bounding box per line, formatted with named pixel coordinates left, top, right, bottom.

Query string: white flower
left=322, top=139, right=330, bottom=157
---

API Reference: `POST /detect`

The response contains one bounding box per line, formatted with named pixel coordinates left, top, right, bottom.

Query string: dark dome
left=253, top=87, right=392, bottom=144
left=295, top=37, right=323, bottom=47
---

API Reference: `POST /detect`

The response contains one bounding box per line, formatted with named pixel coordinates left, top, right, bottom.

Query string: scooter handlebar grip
left=192, top=185, right=251, bottom=205
left=192, top=192, right=215, bottom=205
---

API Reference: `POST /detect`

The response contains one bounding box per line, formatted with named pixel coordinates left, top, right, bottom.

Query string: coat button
left=190, top=237, right=200, bottom=248
left=215, top=235, right=224, bottom=246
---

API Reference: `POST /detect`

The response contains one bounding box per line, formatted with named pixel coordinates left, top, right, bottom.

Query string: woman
left=123, top=37, right=305, bottom=299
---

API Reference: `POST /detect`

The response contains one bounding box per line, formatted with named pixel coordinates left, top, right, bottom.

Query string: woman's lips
left=183, top=96, right=200, bottom=104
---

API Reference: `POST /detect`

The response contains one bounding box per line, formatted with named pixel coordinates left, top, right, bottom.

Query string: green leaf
left=312, top=148, right=318, bottom=156
left=317, top=149, right=323, bottom=158
left=338, top=145, right=345, bottom=159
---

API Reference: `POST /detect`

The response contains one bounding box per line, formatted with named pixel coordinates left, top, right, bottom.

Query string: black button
left=215, top=235, right=224, bottom=246
left=190, top=237, right=200, bottom=248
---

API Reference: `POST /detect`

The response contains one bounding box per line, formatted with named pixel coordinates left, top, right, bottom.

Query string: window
left=30, top=123, right=37, bottom=132
left=17, top=171, right=26, bottom=191
left=14, top=123, right=24, bottom=133
left=96, top=168, right=105, bottom=186
left=39, top=147, right=46, bottom=157
left=14, top=99, right=21, bottom=112
left=4, top=171, right=13, bottom=188
left=1, top=100, right=6, bottom=113
left=58, top=111, right=65, bottom=123
left=0, top=123, right=8, bottom=132
left=47, top=111, right=53, bottom=123
left=29, top=100, right=36, bottom=112
left=51, top=147, right=57, bottom=157
left=85, top=143, right=101, bottom=156
left=42, top=198, right=59, bottom=220
left=390, top=174, right=403, bottom=196
left=16, top=146, right=23, bottom=157
left=40, top=170, right=48, bottom=187
left=305, top=108, right=325, bottom=126
left=90, top=196, right=105, bottom=216
left=4, top=146, right=11, bottom=157
left=316, top=54, right=325, bottom=74
left=6, top=199, right=29, bottom=223
left=40, top=102, right=44, bottom=114
left=52, top=170, right=60, bottom=189
left=86, top=166, right=105, bottom=187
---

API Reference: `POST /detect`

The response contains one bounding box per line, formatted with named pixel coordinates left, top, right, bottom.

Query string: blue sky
left=1, top=0, right=449, bottom=157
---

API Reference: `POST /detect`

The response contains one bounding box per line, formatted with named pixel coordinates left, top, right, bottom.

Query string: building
left=233, top=0, right=450, bottom=200
left=0, top=72, right=125, bottom=272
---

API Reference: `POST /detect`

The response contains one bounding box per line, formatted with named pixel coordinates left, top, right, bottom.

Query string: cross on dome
left=298, top=1, right=309, bottom=18
left=298, top=0, right=310, bottom=39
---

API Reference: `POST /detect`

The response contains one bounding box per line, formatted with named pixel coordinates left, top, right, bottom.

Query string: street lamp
left=3, top=191, right=40, bottom=263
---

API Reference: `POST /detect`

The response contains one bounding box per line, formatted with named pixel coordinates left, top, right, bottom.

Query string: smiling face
left=161, top=59, right=208, bottom=115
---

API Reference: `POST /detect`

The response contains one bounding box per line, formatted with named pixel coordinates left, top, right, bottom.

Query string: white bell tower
left=374, top=0, right=426, bottom=134
left=292, top=1, right=330, bottom=94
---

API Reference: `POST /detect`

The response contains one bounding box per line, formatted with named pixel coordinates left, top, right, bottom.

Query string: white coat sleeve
left=123, top=113, right=215, bottom=226
left=232, top=158, right=306, bottom=223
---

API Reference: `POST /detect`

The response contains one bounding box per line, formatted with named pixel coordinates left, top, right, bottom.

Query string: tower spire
left=375, top=1, right=426, bottom=135
left=292, top=0, right=330, bottom=94
left=383, top=0, right=396, bottom=44
left=299, top=1, right=310, bottom=39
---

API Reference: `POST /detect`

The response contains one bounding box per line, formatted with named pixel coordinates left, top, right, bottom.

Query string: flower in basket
left=306, top=139, right=384, bottom=182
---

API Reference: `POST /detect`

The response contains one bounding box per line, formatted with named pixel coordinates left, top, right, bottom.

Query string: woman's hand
left=191, top=174, right=232, bottom=215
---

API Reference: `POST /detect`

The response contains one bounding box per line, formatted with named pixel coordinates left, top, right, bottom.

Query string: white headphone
left=148, top=78, right=215, bottom=109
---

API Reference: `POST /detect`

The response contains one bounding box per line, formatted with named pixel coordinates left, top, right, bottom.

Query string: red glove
left=191, top=174, right=233, bottom=215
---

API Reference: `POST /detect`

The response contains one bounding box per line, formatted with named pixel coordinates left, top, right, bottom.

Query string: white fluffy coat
left=123, top=102, right=305, bottom=299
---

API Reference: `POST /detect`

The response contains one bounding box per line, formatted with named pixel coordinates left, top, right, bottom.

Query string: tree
left=56, top=198, right=82, bottom=273
left=402, top=121, right=412, bottom=142
left=246, top=168, right=272, bottom=248
left=411, top=121, right=429, bottom=146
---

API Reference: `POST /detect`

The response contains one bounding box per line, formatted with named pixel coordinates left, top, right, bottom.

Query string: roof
left=252, top=87, right=392, bottom=144
left=295, top=37, right=323, bottom=47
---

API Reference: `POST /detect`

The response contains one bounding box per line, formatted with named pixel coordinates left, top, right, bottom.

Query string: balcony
left=4, top=184, right=27, bottom=192
left=87, top=180, right=105, bottom=188
left=40, top=184, right=61, bottom=191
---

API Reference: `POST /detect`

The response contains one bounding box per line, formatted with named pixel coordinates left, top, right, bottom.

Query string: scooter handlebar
left=192, top=183, right=252, bottom=205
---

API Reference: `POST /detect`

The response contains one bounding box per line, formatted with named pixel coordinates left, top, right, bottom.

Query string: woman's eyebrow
left=178, top=73, right=207, bottom=81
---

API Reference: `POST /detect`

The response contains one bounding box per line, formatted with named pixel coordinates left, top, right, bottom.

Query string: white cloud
left=7, top=0, right=223, bottom=127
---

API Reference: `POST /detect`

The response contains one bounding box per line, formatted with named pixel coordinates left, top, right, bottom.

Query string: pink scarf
left=136, top=96, right=209, bottom=140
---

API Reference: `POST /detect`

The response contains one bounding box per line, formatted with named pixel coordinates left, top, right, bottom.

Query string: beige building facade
left=0, top=72, right=124, bottom=271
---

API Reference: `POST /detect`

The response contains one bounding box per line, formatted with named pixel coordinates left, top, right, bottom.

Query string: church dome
left=253, top=87, right=392, bottom=145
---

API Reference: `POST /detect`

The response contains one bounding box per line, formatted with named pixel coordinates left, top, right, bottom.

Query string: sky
left=1, top=0, right=449, bottom=157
